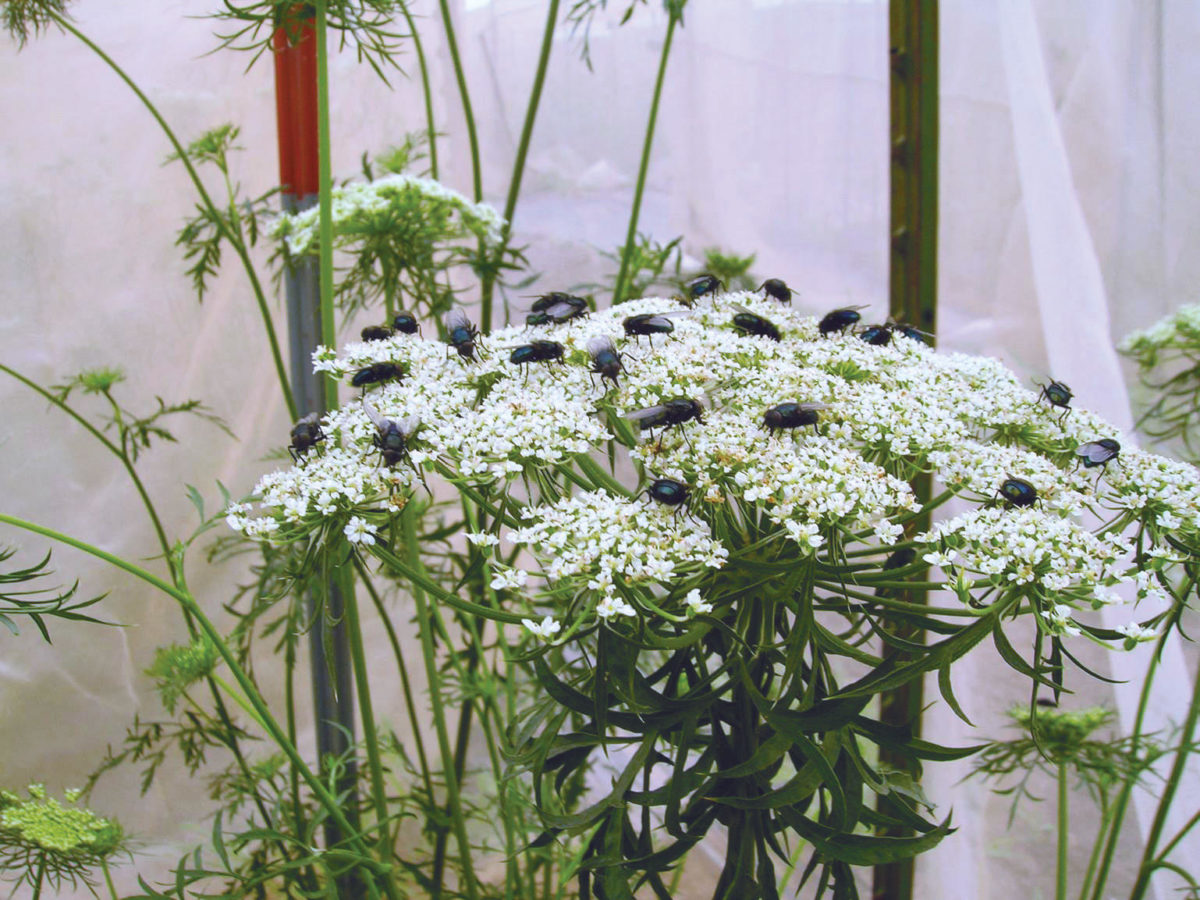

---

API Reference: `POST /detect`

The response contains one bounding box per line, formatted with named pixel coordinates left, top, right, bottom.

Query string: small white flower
left=923, top=550, right=957, bottom=568
left=522, top=616, right=561, bottom=639
left=344, top=516, right=375, bottom=546
left=490, top=567, right=528, bottom=591
left=1117, top=621, right=1158, bottom=645
left=596, top=595, right=637, bottom=618
left=685, top=589, right=713, bottom=615
left=466, top=532, right=501, bottom=547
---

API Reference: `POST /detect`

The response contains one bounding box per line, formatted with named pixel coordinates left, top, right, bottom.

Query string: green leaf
left=937, top=663, right=973, bottom=725
left=779, top=809, right=954, bottom=866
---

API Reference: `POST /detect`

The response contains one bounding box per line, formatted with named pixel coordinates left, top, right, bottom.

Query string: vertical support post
left=874, top=3, right=938, bottom=900
left=272, top=9, right=360, bottom=889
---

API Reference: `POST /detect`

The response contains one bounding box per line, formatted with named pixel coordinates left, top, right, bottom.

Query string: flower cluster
left=271, top=172, right=505, bottom=257
left=1119, top=303, right=1200, bottom=369
left=229, top=288, right=1200, bottom=643
left=495, top=490, right=727, bottom=624
left=0, top=784, right=123, bottom=885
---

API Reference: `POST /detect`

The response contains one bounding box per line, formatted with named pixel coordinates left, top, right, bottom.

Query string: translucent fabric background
left=1, top=0, right=1197, bottom=896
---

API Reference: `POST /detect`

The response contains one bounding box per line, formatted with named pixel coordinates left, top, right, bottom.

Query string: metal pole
left=272, top=9, right=360, bottom=886
left=874, top=2, right=938, bottom=899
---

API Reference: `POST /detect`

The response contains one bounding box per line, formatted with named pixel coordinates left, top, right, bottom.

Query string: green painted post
left=874, top=2, right=938, bottom=899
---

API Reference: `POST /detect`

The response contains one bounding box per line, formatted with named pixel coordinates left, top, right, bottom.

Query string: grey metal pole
left=282, top=192, right=360, bottom=877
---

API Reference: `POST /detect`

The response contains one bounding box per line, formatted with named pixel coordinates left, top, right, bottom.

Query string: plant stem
left=314, top=3, right=339, bottom=413
left=398, top=1, right=438, bottom=180
left=1087, top=626, right=1169, bottom=900
left=49, top=14, right=296, bottom=420
left=355, top=562, right=436, bottom=810
left=102, top=858, right=119, bottom=900
left=436, top=0, right=482, bottom=204
left=1128, top=653, right=1200, bottom=900
left=0, top=364, right=173, bottom=576
left=402, top=507, right=481, bottom=900
left=1058, top=761, right=1069, bottom=900
left=611, top=9, right=680, bottom=306
left=342, top=566, right=395, bottom=869
left=481, top=0, right=561, bottom=327
left=0, top=512, right=397, bottom=898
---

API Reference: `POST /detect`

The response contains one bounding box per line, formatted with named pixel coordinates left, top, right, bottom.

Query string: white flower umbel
left=918, top=506, right=1131, bottom=600
left=271, top=172, right=504, bottom=257
left=504, top=490, right=727, bottom=601
left=230, top=288, right=1200, bottom=646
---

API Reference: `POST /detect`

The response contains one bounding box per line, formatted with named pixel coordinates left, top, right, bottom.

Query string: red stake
left=273, top=11, right=319, bottom=200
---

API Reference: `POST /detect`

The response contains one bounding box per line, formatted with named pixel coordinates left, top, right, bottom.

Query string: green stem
left=436, top=0, right=482, bottom=204
left=1155, top=808, right=1200, bottom=864
left=0, top=364, right=173, bottom=574
left=49, top=14, right=296, bottom=420
left=402, top=507, right=480, bottom=900
left=611, top=9, right=679, bottom=306
left=481, top=0, right=561, bottom=328
left=1087, top=626, right=1169, bottom=900
left=314, top=4, right=339, bottom=412
left=399, top=1, right=438, bottom=180
left=355, top=562, right=436, bottom=811
left=31, top=858, right=45, bottom=900
left=1058, top=761, right=1069, bottom=900
left=102, top=858, right=119, bottom=900
left=1128, top=654, right=1200, bottom=900
left=0, top=512, right=396, bottom=897
left=342, top=568, right=395, bottom=867
left=1078, top=800, right=1118, bottom=900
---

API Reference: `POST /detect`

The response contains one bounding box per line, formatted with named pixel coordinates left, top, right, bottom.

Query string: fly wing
left=361, top=398, right=388, bottom=433
left=297, top=412, right=321, bottom=427
left=397, top=416, right=421, bottom=439
left=798, top=403, right=829, bottom=412
left=626, top=404, right=668, bottom=422
left=544, top=300, right=582, bottom=321
left=1075, top=442, right=1112, bottom=464
left=445, top=308, right=471, bottom=331
left=587, top=335, right=616, bottom=358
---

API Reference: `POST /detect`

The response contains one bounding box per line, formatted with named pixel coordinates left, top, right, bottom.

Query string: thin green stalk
left=102, top=859, right=119, bottom=900
left=355, top=563, right=436, bottom=809
left=314, top=4, right=339, bottom=412
left=0, top=364, right=173, bottom=575
left=480, top=0, right=561, bottom=327
left=398, top=1, right=438, bottom=180
left=342, top=570, right=395, bottom=869
left=31, top=858, right=45, bottom=900
left=611, top=9, right=680, bottom=306
left=1077, top=801, right=1118, bottom=900
left=1128, top=655, right=1200, bottom=900
left=48, top=13, right=296, bottom=420
left=436, top=0, right=482, bottom=203
left=1058, top=761, right=1069, bottom=900
left=0, top=512, right=396, bottom=899
left=1155, top=807, right=1200, bottom=864
left=402, top=507, right=480, bottom=900
left=1087, top=626, right=1169, bottom=900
